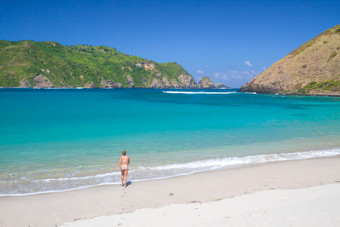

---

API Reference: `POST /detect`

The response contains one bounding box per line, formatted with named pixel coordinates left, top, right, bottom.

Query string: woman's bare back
left=120, top=156, right=130, bottom=167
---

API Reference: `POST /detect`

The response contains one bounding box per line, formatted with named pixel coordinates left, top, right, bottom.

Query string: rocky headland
left=240, top=25, right=340, bottom=96
left=0, top=40, right=230, bottom=89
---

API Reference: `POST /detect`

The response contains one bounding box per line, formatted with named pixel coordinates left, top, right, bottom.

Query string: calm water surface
left=0, top=88, right=339, bottom=195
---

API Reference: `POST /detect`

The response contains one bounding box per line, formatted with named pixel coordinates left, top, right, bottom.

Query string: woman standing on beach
left=117, top=150, right=130, bottom=188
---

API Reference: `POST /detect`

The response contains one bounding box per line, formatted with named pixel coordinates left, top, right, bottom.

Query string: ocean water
left=0, top=88, right=339, bottom=196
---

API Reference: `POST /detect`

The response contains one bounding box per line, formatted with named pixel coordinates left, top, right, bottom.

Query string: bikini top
left=121, top=157, right=129, bottom=164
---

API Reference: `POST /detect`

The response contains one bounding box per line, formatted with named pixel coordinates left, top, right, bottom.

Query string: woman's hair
left=122, top=150, right=127, bottom=155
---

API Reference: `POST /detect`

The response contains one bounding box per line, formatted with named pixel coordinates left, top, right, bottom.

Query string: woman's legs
left=120, top=169, right=124, bottom=186
left=123, top=169, right=128, bottom=188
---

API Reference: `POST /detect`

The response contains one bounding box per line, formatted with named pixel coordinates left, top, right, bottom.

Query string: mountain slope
left=0, top=40, right=197, bottom=88
left=240, top=25, right=340, bottom=96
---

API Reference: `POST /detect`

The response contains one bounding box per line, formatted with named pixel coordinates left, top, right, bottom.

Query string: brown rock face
left=135, top=61, right=155, bottom=70
left=240, top=25, right=340, bottom=95
left=84, top=82, right=95, bottom=88
left=178, top=74, right=197, bottom=88
left=19, top=78, right=31, bottom=87
left=33, top=75, right=54, bottom=88
left=161, top=77, right=172, bottom=88
left=100, top=79, right=122, bottom=88
left=198, top=77, right=215, bottom=89
left=149, top=78, right=162, bottom=88
left=170, top=79, right=180, bottom=88
left=126, top=75, right=134, bottom=88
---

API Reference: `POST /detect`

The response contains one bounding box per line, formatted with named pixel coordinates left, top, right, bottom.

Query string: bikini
left=120, top=158, right=128, bottom=170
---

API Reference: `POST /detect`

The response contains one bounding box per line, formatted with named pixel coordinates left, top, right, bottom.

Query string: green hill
left=0, top=40, right=197, bottom=88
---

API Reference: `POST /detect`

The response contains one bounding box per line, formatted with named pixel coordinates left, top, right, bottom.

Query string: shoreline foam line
left=163, top=91, right=237, bottom=94
left=147, top=148, right=340, bottom=170
left=1, top=148, right=339, bottom=197
left=1, top=156, right=339, bottom=227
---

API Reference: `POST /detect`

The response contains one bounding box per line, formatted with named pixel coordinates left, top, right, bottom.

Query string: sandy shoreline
left=61, top=184, right=340, bottom=227
left=0, top=156, right=339, bottom=227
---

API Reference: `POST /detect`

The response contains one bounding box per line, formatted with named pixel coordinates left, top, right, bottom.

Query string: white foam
left=0, top=182, right=122, bottom=197
left=1, top=148, right=339, bottom=197
left=39, top=171, right=121, bottom=182
left=163, top=91, right=237, bottom=94
left=238, top=92, right=257, bottom=94
left=147, top=149, right=340, bottom=171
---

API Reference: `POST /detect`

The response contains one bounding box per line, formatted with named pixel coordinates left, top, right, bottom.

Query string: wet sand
left=0, top=156, right=339, bottom=227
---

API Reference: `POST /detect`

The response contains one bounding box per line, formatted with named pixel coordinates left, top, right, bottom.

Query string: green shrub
left=295, top=83, right=303, bottom=89
left=304, top=81, right=317, bottom=90
left=297, top=88, right=306, bottom=94
left=329, top=52, right=337, bottom=60
left=303, top=80, right=340, bottom=91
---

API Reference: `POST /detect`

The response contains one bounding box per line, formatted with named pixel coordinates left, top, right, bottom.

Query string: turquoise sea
left=0, top=88, right=339, bottom=195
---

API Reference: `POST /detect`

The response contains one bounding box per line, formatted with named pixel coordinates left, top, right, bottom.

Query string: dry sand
left=0, top=156, right=339, bottom=227
left=61, top=184, right=340, bottom=227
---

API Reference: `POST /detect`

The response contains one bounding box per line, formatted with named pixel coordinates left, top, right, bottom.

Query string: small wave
left=148, top=149, right=340, bottom=171
left=163, top=91, right=237, bottom=94
left=0, top=182, right=122, bottom=197
left=40, top=171, right=121, bottom=182
left=238, top=92, right=257, bottom=94
left=1, top=148, right=339, bottom=196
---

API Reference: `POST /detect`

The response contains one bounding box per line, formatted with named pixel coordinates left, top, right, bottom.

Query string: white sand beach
left=61, top=184, right=340, bottom=227
left=0, top=156, right=339, bottom=227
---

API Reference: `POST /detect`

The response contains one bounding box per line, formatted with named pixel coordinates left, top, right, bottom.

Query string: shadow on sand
left=121, top=181, right=133, bottom=188
left=126, top=181, right=133, bottom=187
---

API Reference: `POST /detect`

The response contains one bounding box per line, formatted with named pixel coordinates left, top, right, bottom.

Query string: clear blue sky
left=1, top=0, right=339, bottom=87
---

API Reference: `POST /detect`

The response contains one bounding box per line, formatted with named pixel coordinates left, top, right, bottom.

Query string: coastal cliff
left=240, top=25, right=340, bottom=96
left=0, top=40, right=201, bottom=89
